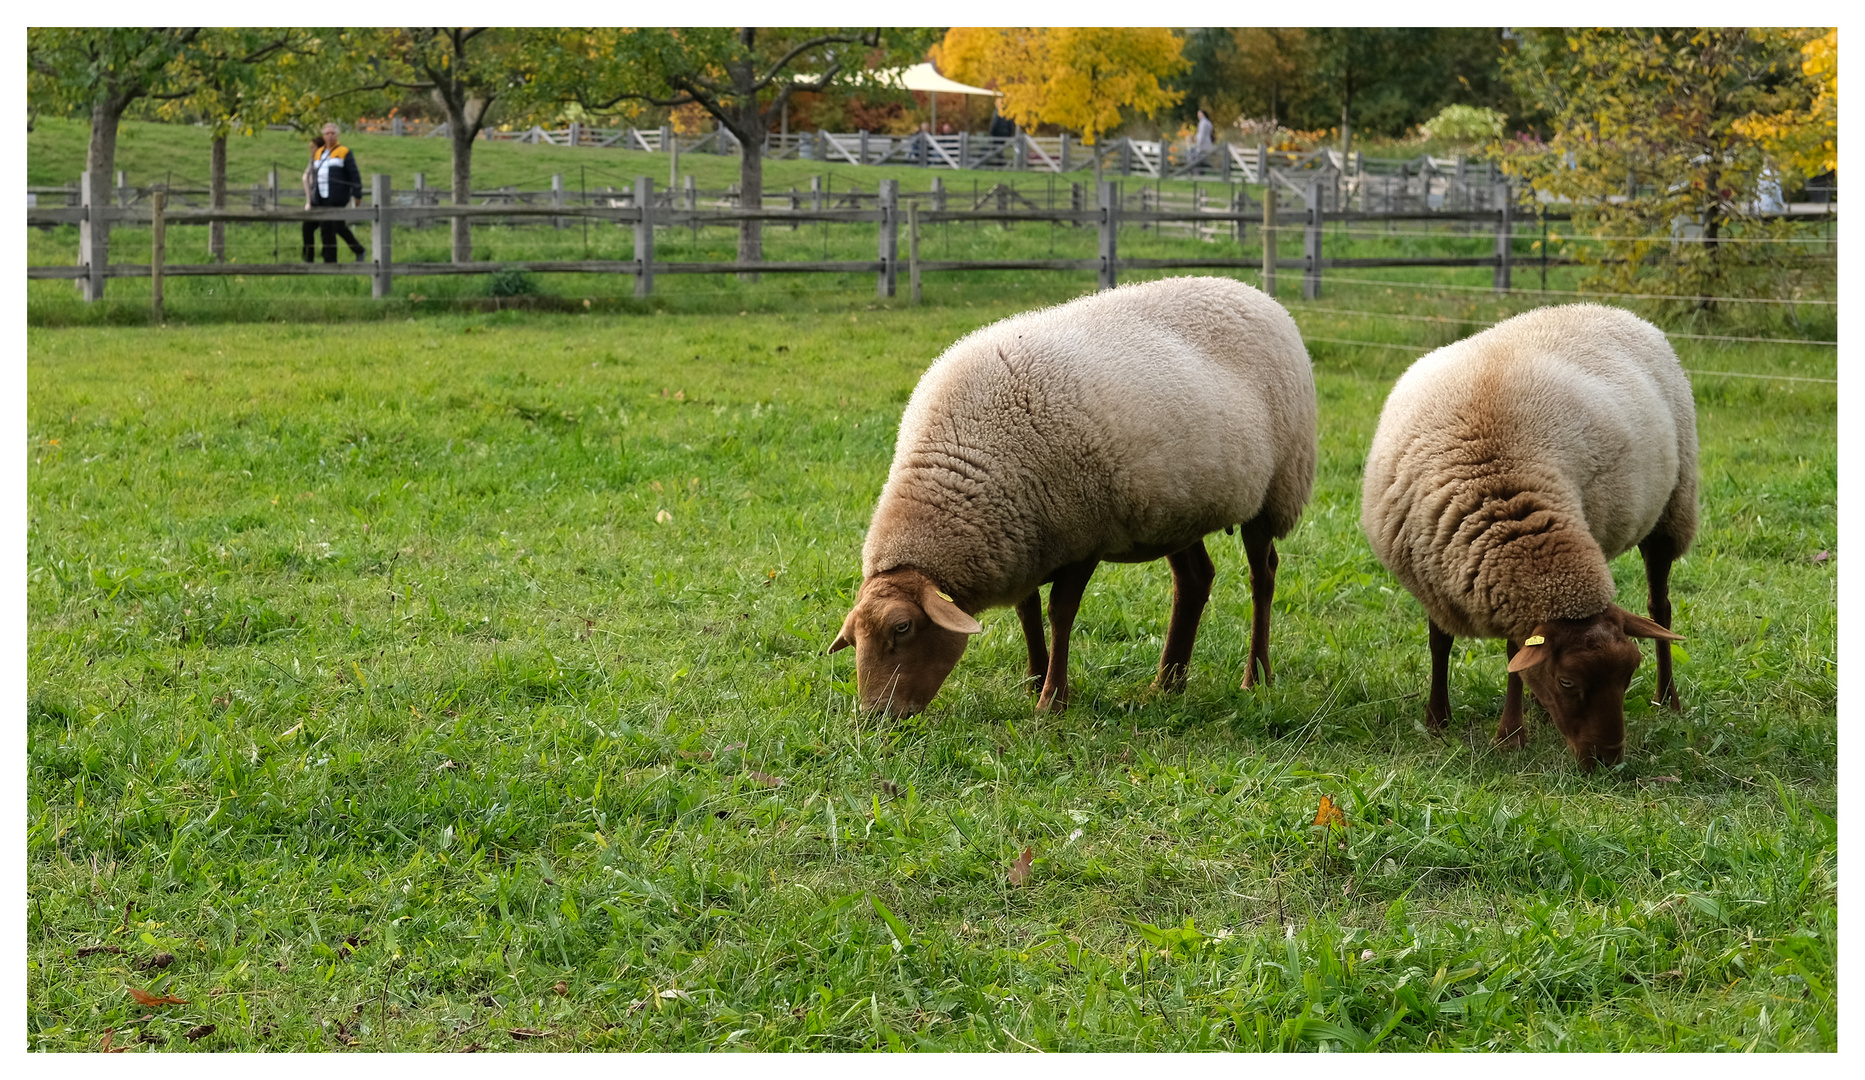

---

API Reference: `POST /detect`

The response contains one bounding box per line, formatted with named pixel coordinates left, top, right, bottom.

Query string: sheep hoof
left=1154, top=666, right=1189, bottom=693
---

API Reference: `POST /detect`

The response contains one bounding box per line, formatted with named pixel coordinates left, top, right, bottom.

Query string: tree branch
left=749, top=29, right=880, bottom=93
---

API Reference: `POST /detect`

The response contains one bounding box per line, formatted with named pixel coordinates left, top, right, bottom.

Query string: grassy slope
left=26, top=304, right=1835, bottom=1051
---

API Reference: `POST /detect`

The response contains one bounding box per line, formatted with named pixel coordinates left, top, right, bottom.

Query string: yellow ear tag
left=1523, top=635, right=1546, bottom=646
left=937, top=591, right=954, bottom=603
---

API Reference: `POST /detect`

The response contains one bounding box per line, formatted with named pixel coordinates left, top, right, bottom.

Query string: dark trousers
left=302, top=208, right=364, bottom=263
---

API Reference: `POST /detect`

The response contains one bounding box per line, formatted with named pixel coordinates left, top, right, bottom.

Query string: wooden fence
left=31, top=171, right=1574, bottom=317
left=315, top=117, right=1534, bottom=201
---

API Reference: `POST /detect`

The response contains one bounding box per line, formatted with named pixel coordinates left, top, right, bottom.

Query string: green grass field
left=25, top=293, right=1835, bottom=1050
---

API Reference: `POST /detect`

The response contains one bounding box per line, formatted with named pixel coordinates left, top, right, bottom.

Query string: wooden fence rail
left=28, top=174, right=1598, bottom=314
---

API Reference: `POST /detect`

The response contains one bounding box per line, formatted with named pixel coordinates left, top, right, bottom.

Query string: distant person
left=303, top=121, right=365, bottom=264
left=939, top=121, right=954, bottom=136
left=989, top=112, right=1016, bottom=139
left=1194, top=109, right=1215, bottom=157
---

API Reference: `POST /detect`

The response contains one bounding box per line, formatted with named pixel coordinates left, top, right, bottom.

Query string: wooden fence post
left=1261, top=186, right=1277, bottom=298
left=667, top=127, right=679, bottom=188
left=150, top=190, right=165, bottom=323
left=930, top=176, right=944, bottom=212
left=268, top=168, right=279, bottom=210
left=1303, top=180, right=1322, bottom=300
left=635, top=176, right=654, bottom=297
left=371, top=174, right=393, bottom=299
left=859, top=130, right=870, bottom=165
left=79, top=170, right=106, bottom=301
left=1493, top=181, right=1513, bottom=293
left=958, top=131, right=970, bottom=169
left=551, top=174, right=565, bottom=228
left=1059, top=133, right=1071, bottom=172
left=877, top=178, right=898, bottom=298
left=1098, top=179, right=1119, bottom=292
left=908, top=200, right=921, bottom=305
left=811, top=175, right=822, bottom=212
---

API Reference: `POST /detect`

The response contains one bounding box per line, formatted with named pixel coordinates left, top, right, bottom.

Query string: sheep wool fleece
left=863, top=276, right=1317, bottom=611
left=1360, top=303, right=1698, bottom=640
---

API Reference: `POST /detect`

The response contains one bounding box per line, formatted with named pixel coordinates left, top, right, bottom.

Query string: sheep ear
left=921, top=584, right=983, bottom=635
left=828, top=608, right=859, bottom=654
left=1619, top=608, right=1683, bottom=642
left=1508, top=631, right=1551, bottom=673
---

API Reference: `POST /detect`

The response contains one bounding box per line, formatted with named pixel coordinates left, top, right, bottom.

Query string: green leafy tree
left=27, top=28, right=201, bottom=196
left=157, top=28, right=302, bottom=261
left=552, top=28, right=936, bottom=269
left=1499, top=28, right=1822, bottom=312
left=323, top=28, right=557, bottom=262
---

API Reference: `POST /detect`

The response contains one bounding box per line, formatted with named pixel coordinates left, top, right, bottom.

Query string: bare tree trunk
left=209, top=131, right=227, bottom=262
left=438, top=90, right=490, bottom=264
left=735, top=118, right=764, bottom=280
left=450, top=124, right=475, bottom=263
left=82, top=94, right=127, bottom=300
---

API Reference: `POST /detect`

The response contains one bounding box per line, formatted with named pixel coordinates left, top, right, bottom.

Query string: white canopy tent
left=875, top=63, right=999, bottom=133
left=790, top=63, right=999, bottom=134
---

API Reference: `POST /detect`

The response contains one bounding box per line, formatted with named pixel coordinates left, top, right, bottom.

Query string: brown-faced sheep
left=831, top=276, right=1317, bottom=717
left=1360, top=303, right=1697, bottom=769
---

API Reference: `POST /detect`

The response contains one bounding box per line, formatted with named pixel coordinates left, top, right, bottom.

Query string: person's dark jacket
left=988, top=113, right=1017, bottom=139
left=311, top=143, right=362, bottom=206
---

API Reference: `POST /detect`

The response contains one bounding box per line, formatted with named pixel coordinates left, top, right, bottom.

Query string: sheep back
left=1361, top=303, right=1697, bottom=640
left=863, top=276, right=1316, bottom=610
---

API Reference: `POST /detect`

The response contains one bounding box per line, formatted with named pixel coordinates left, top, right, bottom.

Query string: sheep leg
left=1240, top=520, right=1278, bottom=688
left=1015, top=592, right=1049, bottom=687
left=1037, top=560, right=1097, bottom=713
left=1155, top=540, right=1216, bottom=692
left=1426, top=619, right=1453, bottom=731
left=1639, top=531, right=1681, bottom=710
left=1495, top=639, right=1528, bottom=749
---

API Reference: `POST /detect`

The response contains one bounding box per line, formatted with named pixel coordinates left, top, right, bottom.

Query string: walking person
left=1193, top=108, right=1215, bottom=159
left=302, top=121, right=365, bottom=263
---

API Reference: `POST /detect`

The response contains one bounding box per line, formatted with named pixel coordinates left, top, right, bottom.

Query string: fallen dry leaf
left=459, top=1042, right=485, bottom=1053
left=99, top=1028, right=126, bottom=1053
left=75, top=944, right=125, bottom=958
left=1313, top=795, right=1348, bottom=828
left=509, top=1028, right=552, bottom=1040
left=127, top=986, right=189, bottom=1007
left=1008, top=846, right=1034, bottom=887
left=553, top=981, right=568, bottom=996
left=748, top=770, right=783, bottom=789
left=655, top=509, right=673, bottom=524
left=185, top=1024, right=216, bottom=1042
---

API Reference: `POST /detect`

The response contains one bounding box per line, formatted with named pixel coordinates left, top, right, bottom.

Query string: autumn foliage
left=933, top=28, right=1188, bottom=144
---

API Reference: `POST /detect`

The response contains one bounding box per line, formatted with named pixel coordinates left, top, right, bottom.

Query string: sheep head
left=1507, top=606, right=1682, bottom=771
left=829, top=567, right=983, bottom=717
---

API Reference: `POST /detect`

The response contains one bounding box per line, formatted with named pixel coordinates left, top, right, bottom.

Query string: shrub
left=485, top=265, right=538, bottom=298
left=1420, top=105, right=1507, bottom=144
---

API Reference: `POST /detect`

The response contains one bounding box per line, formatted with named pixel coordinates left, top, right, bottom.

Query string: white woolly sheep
left=1360, top=303, right=1697, bottom=769
left=831, top=276, right=1317, bottom=717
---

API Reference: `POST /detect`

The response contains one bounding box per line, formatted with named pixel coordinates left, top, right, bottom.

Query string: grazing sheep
left=1360, top=303, right=1696, bottom=769
left=830, top=276, right=1317, bottom=717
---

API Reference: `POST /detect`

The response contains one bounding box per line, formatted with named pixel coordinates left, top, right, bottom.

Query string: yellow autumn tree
left=1734, top=27, right=1836, bottom=180
left=934, top=27, right=1187, bottom=143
